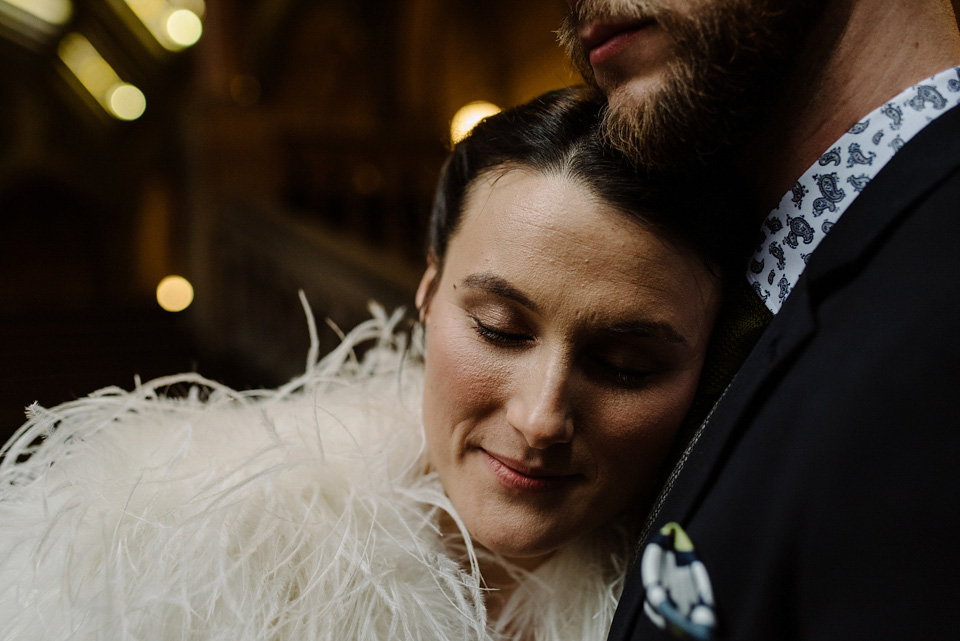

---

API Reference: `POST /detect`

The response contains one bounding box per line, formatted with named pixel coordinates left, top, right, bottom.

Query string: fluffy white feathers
left=0, top=304, right=628, bottom=640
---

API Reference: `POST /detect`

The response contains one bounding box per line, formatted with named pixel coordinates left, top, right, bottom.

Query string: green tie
left=635, top=279, right=773, bottom=534
left=675, top=279, right=773, bottom=455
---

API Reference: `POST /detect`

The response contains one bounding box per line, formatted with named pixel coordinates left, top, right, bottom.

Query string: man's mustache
left=566, top=0, right=670, bottom=26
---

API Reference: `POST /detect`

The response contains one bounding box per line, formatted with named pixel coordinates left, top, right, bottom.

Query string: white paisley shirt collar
left=747, top=65, right=960, bottom=314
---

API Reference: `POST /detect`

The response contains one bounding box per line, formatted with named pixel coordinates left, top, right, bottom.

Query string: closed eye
left=471, top=316, right=533, bottom=346
left=605, top=365, right=655, bottom=388
left=585, top=355, right=658, bottom=389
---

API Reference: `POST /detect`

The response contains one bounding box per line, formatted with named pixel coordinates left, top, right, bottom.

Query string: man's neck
left=739, top=0, right=960, bottom=214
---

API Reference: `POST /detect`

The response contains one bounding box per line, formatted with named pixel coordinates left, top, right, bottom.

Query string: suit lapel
left=642, top=101, right=960, bottom=538
left=662, top=278, right=816, bottom=527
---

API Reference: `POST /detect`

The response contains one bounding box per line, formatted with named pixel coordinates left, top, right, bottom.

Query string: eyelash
left=588, top=354, right=658, bottom=389
left=470, top=315, right=657, bottom=389
left=470, top=316, right=531, bottom=346
left=605, top=366, right=653, bottom=389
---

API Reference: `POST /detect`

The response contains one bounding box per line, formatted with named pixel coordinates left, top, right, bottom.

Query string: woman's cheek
left=590, top=370, right=702, bottom=491
left=422, top=310, right=511, bottom=448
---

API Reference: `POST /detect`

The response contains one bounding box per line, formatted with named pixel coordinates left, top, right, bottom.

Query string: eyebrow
left=459, top=271, right=687, bottom=345
left=460, top=272, right=539, bottom=313
left=602, top=320, right=687, bottom=345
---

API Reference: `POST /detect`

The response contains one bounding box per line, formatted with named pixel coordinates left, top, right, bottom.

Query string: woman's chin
left=472, top=528, right=566, bottom=570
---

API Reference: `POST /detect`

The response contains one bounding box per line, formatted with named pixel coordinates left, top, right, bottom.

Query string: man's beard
left=558, top=0, right=828, bottom=174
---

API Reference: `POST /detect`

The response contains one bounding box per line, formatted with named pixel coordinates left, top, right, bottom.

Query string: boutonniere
left=640, top=522, right=717, bottom=640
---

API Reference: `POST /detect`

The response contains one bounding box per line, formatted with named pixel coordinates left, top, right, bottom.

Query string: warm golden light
left=108, top=83, right=147, bottom=120
left=123, top=0, right=168, bottom=28
left=123, top=0, right=205, bottom=51
left=165, top=8, right=202, bottom=47
left=450, top=101, right=501, bottom=145
left=58, top=33, right=147, bottom=121
left=75, top=54, right=114, bottom=95
left=156, top=275, right=194, bottom=312
left=1, top=0, right=72, bottom=26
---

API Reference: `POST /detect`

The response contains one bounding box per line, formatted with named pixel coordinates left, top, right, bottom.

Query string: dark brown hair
left=426, top=85, right=750, bottom=294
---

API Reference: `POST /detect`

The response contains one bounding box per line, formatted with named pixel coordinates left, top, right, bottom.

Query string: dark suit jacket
left=609, top=101, right=960, bottom=640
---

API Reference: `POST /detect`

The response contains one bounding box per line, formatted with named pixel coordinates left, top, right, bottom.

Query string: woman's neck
left=436, top=511, right=551, bottom=626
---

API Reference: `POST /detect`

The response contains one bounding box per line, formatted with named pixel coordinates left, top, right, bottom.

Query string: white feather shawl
left=0, top=304, right=630, bottom=641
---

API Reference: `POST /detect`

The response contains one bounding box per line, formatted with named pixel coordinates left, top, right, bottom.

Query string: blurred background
left=0, top=0, right=578, bottom=437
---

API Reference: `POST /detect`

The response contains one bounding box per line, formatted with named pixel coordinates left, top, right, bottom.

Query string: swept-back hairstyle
left=426, top=85, right=750, bottom=294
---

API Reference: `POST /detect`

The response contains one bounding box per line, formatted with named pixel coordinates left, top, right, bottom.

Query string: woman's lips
left=483, top=451, right=577, bottom=493
left=580, top=19, right=655, bottom=67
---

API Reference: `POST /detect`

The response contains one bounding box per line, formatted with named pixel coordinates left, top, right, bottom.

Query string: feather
left=0, top=302, right=628, bottom=640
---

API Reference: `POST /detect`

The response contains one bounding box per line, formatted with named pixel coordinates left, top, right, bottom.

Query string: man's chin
left=601, top=80, right=680, bottom=173
left=604, top=76, right=655, bottom=119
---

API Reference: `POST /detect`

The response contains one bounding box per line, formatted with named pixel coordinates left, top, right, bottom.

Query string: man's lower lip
left=588, top=24, right=651, bottom=66
left=483, top=452, right=573, bottom=492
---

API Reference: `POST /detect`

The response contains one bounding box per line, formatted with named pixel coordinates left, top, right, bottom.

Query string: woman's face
left=418, top=168, right=720, bottom=565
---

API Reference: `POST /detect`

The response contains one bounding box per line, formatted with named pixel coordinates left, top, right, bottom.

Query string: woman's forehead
left=462, top=169, right=634, bottom=241
left=456, top=169, right=678, bottom=276
left=444, top=169, right=721, bottom=342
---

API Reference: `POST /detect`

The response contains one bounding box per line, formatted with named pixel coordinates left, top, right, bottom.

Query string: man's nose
left=505, top=354, right=575, bottom=449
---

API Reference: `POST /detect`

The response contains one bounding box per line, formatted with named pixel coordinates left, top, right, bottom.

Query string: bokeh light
left=450, top=101, right=501, bottom=145
left=58, top=33, right=147, bottom=121
left=156, top=275, right=194, bottom=312
left=165, top=9, right=202, bottom=47
left=2, top=0, right=72, bottom=26
left=123, top=0, right=205, bottom=51
left=108, top=83, right=147, bottom=120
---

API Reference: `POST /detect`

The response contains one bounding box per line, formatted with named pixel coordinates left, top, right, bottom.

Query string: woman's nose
left=505, top=357, right=575, bottom=449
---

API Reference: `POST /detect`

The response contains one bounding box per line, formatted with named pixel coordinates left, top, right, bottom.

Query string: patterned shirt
left=748, top=66, right=960, bottom=314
